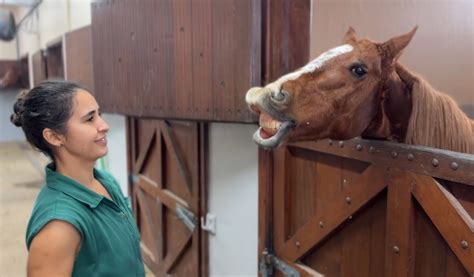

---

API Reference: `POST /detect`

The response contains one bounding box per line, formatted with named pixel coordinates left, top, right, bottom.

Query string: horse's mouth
left=253, top=110, right=295, bottom=149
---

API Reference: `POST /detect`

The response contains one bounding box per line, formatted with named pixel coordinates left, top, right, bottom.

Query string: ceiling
left=0, top=0, right=36, bottom=7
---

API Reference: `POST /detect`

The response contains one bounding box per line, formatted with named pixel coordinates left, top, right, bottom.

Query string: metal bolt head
left=295, top=241, right=301, bottom=248
left=461, top=240, right=469, bottom=250
left=356, top=144, right=363, bottom=151
left=407, top=153, right=414, bottom=161
left=393, top=245, right=400, bottom=254
left=339, top=141, right=344, bottom=147
left=432, top=159, right=439, bottom=167
left=319, top=221, right=324, bottom=228
left=328, top=139, right=333, bottom=145
left=345, top=196, right=352, bottom=204
left=450, top=162, right=459, bottom=170
left=391, top=151, right=398, bottom=158
left=369, top=146, right=375, bottom=153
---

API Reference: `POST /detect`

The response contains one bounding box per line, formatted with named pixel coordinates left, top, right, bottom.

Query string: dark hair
left=10, top=80, right=85, bottom=159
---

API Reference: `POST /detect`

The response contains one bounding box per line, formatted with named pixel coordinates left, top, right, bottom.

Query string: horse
left=245, top=27, right=474, bottom=154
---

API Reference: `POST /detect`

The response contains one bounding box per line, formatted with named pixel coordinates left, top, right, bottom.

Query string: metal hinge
left=129, top=173, right=140, bottom=185
left=259, top=250, right=300, bottom=277
left=176, top=204, right=196, bottom=232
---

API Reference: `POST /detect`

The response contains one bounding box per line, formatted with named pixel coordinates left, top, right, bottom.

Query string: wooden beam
left=159, top=120, right=193, bottom=193
left=137, top=175, right=189, bottom=211
left=384, top=170, right=416, bottom=277
left=412, top=175, right=474, bottom=275
left=290, top=138, right=474, bottom=185
left=133, top=125, right=156, bottom=174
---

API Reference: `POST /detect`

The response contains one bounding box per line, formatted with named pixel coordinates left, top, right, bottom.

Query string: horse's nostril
left=271, top=90, right=289, bottom=103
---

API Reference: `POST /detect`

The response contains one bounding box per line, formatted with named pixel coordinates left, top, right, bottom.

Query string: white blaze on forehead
left=266, top=44, right=353, bottom=93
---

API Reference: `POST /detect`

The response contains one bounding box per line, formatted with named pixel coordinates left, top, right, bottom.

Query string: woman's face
left=61, top=90, right=110, bottom=162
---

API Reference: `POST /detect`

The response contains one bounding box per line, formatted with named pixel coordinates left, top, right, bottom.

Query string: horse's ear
left=380, top=26, right=417, bottom=63
left=343, top=27, right=357, bottom=44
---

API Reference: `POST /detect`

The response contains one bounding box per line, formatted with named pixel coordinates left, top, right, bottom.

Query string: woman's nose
left=98, top=117, right=110, bottom=133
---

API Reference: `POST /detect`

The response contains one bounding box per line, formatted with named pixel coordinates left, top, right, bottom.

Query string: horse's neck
left=381, top=71, right=413, bottom=142
left=362, top=68, right=413, bottom=142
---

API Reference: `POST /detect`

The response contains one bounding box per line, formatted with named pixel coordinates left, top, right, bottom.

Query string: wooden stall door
left=46, top=42, right=64, bottom=80
left=127, top=118, right=208, bottom=276
left=259, top=140, right=474, bottom=277
left=32, top=50, right=47, bottom=86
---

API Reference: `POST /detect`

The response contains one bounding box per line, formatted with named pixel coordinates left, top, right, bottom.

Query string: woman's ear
left=42, top=128, right=64, bottom=148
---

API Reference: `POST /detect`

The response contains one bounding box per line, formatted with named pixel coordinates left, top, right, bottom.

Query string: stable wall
left=208, top=123, right=259, bottom=277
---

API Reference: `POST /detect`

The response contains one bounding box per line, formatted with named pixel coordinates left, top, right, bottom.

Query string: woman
left=11, top=80, right=145, bottom=276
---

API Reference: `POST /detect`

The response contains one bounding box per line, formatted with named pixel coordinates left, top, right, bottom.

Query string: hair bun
left=10, top=90, right=28, bottom=127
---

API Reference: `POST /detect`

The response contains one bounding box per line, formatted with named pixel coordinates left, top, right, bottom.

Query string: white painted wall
left=0, top=7, right=17, bottom=59
left=101, top=113, right=128, bottom=196
left=208, top=123, right=259, bottom=277
left=0, top=90, right=27, bottom=142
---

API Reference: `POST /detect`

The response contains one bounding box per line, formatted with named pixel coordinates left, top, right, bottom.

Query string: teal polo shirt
left=26, top=164, right=145, bottom=277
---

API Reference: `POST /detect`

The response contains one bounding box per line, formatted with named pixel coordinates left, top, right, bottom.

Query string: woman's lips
left=95, top=137, right=107, bottom=146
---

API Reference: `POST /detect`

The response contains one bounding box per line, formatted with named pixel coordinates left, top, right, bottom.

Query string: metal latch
left=201, top=213, right=216, bottom=235
left=130, top=174, right=140, bottom=185
left=260, top=250, right=300, bottom=277
left=176, top=204, right=196, bottom=232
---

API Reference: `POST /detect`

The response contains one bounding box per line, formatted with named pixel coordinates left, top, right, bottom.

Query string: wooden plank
left=191, top=0, right=213, bottom=119
left=159, top=121, right=193, bottom=193
left=163, top=233, right=193, bottom=273
left=198, top=123, right=209, bottom=277
left=172, top=0, right=193, bottom=118
left=412, top=175, right=474, bottom=275
left=133, top=126, right=156, bottom=174
left=284, top=148, right=318, bottom=239
left=137, top=175, right=189, bottom=212
left=280, top=165, right=387, bottom=261
left=135, top=186, right=162, bottom=261
left=290, top=138, right=474, bottom=185
left=64, top=26, right=94, bottom=91
left=384, top=170, right=416, bottom=277
left=259, top=148, right=274, bottom=259
left=264, top=0, right=311, bottom=83
left=414, top=208, right=449, bottom=277
left=273, top=147, right=288, bottom=254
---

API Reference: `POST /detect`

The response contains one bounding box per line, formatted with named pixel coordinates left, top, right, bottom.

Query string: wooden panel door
left=45, top=42, right=64, bottom=80
left=64, top=26, right=95, bottom=91
left=91, top=0, right=260, bottom=122
left=127, top=118, right=208, bottom=276
left=259, top=140, right=474, bottom=277
left=32, top=50, right=46, bottom=86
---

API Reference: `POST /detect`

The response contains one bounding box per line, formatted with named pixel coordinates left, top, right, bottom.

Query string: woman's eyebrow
left=81, top=110, right=96, bottom=120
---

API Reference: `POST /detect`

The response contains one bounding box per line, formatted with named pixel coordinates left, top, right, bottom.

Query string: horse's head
left=246, top=27, right=417, bottom=148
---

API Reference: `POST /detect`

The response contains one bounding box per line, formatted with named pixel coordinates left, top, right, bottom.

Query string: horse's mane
left=396, top=64, right=474, bottom=154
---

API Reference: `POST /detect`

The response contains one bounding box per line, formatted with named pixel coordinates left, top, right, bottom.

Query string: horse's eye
left=350, top=65, right=367, bottom=78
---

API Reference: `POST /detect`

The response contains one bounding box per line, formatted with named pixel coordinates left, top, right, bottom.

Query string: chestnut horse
left=246, top=27, right=474, bottom=154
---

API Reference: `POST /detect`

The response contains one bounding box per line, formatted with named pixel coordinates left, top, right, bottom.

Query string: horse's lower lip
left=253, top=121, right=295, bottom=149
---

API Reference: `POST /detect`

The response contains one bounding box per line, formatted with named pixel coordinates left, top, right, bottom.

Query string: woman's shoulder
left=26, top=186, right=87, bottom=249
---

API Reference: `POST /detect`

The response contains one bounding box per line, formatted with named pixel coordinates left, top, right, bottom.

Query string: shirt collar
left=45, top=163, right=107, bottom=209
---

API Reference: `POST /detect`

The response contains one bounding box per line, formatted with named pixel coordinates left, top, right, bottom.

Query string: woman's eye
left=86, top=116, right=94, bottom=122
left=350, top=65, right=367, bottom=78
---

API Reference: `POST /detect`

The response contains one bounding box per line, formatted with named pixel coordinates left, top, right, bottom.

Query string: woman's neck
left=54, top=157, right=96, bottom=188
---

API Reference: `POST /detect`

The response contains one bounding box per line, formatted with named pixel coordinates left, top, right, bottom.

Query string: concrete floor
left=0, top=141, right=48, bottom=277
left=0, top=141, right=153, bottom=276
